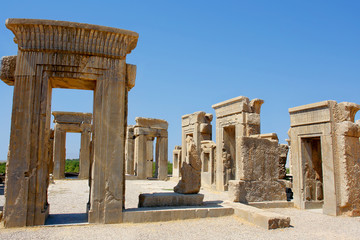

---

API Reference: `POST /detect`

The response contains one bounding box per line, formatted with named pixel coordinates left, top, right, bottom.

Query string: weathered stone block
left=238, top=136, right=280, bottom=181
left=174, top=138, right=201, bottom=194
left=0, top=55, right=16, bottom=85
left=228, top=180, right=287, bottom=203
left=230, top=202, right=291, bottom=229
left=138, top=193, right=204, bottom=207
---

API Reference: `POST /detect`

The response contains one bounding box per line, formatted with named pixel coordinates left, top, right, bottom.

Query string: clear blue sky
left=0, top=1, right=359, bottom=161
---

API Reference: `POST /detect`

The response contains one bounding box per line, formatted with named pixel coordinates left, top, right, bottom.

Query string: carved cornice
left=6, top=18, right=139, bottom=59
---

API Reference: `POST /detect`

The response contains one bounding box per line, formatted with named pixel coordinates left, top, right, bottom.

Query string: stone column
left=53, top=125, right=67, bottom=179
left=134, top=133, right=147, bottom=179
left=157, top=137, right=168, bottom=180
left=125, top=126, right=135, bottom=175
left=79, top=124, right=91, bottom=179
left=146, top=138, right=154, bottom=178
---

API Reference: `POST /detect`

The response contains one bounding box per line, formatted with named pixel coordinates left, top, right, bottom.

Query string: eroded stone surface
left=278, top=144, right=289, bottom=179
left=174, top=137, right=201, bottom=194
left=138, top=193, right=204, bottom=207
left=1, top=18, right=138, bottom=227
left=228, top=180, right=287, bottom=203
left=289, top=100, right=360, bottom=216
left=131, top=117, right=168, bottom=180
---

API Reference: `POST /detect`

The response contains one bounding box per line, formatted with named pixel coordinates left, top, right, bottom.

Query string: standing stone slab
left=174, top=137, right=201, bottom=194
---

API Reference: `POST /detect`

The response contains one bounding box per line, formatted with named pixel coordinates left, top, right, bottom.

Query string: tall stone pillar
left=134, top=134, right=147, bottom=179
left=146, top=138, right=154, bottom=178
left=89, top=58, right=127, bottom=224
left=125, top=126, right=135, bottom=175
left=157, top=137, right=168, bottom=180
left=53, top=126, right=67, bottom=179
left=79, top=124, right=91, bottom=179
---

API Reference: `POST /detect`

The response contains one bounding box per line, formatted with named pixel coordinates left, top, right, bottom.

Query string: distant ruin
left=52, top=111, right=92, bottom=179
left=125, top=117, right=168, bottom=180
left=289, top=100, right=360, bottom=216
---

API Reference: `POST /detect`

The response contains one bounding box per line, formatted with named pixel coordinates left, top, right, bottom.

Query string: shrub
left=0, top=162, right=6, bottom=174
left=65, top=159, right=79, bottom=173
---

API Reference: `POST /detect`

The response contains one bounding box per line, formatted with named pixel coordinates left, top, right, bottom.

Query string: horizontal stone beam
left=52, top=111, right=92, bottom=124
left=134, top=127, right=168, bottom=138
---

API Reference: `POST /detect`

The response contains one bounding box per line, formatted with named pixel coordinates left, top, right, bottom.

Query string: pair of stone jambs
left=172, top=146, right=182, bottom=179
left=200, top=140, right=216, bottom=189
left=0, top=18, right=138, bottom=227
left=178, top=112, right=213, bottom=177
left=125, top=125, right=135, bottom=175
left=212, top=96, right=287, bottom=203
left=52, top=111, right=92, bottom=179
left=212, top=96, right=264, bottom=191
left=132, top=117, right=168, bottom=180
left=289, top=100, right=360, bottom=216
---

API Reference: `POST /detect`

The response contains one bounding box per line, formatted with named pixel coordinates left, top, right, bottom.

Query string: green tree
left=0, top=162, right=6, bottom=174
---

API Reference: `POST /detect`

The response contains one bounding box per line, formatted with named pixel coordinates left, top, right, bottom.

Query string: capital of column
left=5, top=18, right=139, bottom=59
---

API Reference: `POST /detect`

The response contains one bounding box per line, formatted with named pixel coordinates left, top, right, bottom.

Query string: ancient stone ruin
left=1, top=17, right=359, bottom=232
left=289, top=100, right=360, bottom=216
left=200, top=140, right=216, bottom=189
left=171, top=145, right=182, bottom=179
left=126, top=117, right=168, bottom=180
left=174, top=136, right=202, bottom=194
left=52, top=111, right=92, bottom=179
left=0, top=18, right=138, bottom=227
left=210, top=96, right=287, bottom=203
left=212, top=96, right=264, bottom=191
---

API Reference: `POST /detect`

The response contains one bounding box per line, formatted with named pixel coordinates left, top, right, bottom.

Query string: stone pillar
left=146, top=138, right=154, bottom=178
left=79, top=124, right=91, bottom=179
left=172, top=146, right=182, bottom=178
left=89, top=58, right=127, bottom=224
left=134, top=134, right=147, bottom=179
left=53, top=125, right=66, bottom=179
left=157, top=137, right=168, bottom=180
left=125, top=126, right=135, bottom=175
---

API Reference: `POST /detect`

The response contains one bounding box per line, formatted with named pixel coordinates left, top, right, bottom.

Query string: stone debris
left=174, top=137, right=201, bottom=194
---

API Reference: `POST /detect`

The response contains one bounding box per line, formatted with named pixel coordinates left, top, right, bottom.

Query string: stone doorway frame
left=0, top=18, right=138, bottom=227
left=52, top=111, right=92, bottom=179
left=132, top=117, right=168, bottom=180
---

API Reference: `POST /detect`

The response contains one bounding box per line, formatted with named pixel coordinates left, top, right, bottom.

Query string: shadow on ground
left=0, top=184, right=4, bottom=195
left=45, top=213, right=88, bottom=225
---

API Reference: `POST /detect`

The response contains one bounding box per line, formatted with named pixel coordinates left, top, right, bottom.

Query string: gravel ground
left=0, top=179, right=360, bottom=240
